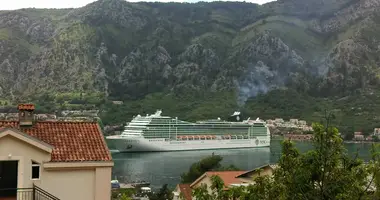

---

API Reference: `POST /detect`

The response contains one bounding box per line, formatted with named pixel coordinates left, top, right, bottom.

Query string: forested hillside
left=1, top=0, right=380, bottom=133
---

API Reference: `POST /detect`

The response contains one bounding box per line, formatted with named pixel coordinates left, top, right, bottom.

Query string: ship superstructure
left=106, top=110, right=270, bottom=152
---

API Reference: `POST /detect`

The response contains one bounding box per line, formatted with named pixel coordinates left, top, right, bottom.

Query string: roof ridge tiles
left=0, top=120, right=111, bottom=162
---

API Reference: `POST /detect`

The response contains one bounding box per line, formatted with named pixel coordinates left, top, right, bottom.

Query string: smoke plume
left=236, top=61, right=279, bottom=106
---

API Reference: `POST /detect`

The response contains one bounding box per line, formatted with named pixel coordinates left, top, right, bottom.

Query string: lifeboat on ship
left=205, top=135, right=216, bottom=140
left=223, top=135, right=232, bottom=139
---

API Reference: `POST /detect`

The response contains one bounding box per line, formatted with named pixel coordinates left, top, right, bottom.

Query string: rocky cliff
left=1, top=0, right=380, bottom=128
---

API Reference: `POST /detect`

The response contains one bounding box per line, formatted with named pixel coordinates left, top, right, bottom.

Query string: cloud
left=1, top=0, right=274, bottom=10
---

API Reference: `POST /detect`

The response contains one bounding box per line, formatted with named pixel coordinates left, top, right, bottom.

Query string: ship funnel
left=231, top=111, right=240, bottom=116
left=150, top=110, right=163, bottom=117
left=154, top=110, right=162, bottom=117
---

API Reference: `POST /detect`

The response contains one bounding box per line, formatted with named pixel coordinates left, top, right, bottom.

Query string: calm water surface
left=111, top=140, right=374, bottom=190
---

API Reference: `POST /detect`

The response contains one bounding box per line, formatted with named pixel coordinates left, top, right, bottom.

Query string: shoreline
left=272, top=136, right=378, bottom=144
left=343, top=141, right=378, bottom=144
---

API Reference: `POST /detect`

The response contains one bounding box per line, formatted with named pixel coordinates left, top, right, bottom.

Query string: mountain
left=1, top=0, right=380, bottom=132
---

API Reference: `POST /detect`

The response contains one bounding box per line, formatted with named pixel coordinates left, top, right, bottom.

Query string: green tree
left=193, top=173, right=277, bottom=200
left=112, top=189, right=135, bottom=200
left=276, top=123, right=370, bottom=200
left=369, top=144, right=380, bottom=199
left=148, top=184, right=173, bottom=200
left=193, top=175, right=229, bottom=200
left=193, top=121, right=379, bottom=199
left=180, top=154, right=240, bottom=183
left=119, top=193, right=132, bottom=200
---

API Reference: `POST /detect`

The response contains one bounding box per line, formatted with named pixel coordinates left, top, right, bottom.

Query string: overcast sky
left=1, top=0, right=274, bottom=10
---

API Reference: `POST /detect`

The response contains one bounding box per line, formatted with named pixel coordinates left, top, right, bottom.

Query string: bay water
left=111, top=140, right=374, bottom=190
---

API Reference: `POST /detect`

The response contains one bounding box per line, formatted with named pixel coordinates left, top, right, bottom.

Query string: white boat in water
left=106, top=110, right=270, bottom=152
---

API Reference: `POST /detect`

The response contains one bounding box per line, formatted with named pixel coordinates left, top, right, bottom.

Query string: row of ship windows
left=143, top=131, right=258, bottom=134
left=143, top=128, right=267, bottom=130
left=127, top=126, right=266, bottom=129
left=126, top=140, right=164, bottom=142
left=142, top=131, right=268, bottom=134
left=143, top=134, right=268, bottom=137
left=126, top=137, right=268, bottom=143
left=176, top=137, right=250, bottom=141
left=126, top=140, right=139, bottom=142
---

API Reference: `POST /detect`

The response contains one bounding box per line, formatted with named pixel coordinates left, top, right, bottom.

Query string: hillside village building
left=173, top=164, right=277, bottom=200
left=0, top=104, right=113, bottom=200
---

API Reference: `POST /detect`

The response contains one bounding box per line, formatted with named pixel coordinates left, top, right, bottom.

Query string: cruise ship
left=106, top=110, right=270, bottom=152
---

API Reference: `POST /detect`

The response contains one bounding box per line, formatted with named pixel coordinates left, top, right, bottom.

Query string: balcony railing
left=34, top=186, right=60, bottom=200
left=0, top=185, right=60, bottom=200
left=0, top=188, right=33, bottom=200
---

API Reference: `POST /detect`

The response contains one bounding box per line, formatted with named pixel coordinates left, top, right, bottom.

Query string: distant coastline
left=272, top=135, right=379, bottom=144
left=343, top=140, right=378, bottom=144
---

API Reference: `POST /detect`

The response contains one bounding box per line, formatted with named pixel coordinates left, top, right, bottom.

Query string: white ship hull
left=107, top=136, right=271, bottom=152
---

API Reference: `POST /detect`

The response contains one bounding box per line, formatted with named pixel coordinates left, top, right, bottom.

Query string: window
left=31, top=161, right=40, bottom=180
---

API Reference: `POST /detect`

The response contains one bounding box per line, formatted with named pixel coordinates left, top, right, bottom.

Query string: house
left=265, top=120, right=274, bottom=124
left=374, top=128, right=380, bottom=136
left=366, top=136, right=373, bottom=141
left=111, top=101, right=123, bottom=105
left=0, top=104, right=113, bottom=200
left=235, top=164, right=277, bottom=183
left=284, top=134, right=313, bottom=141
left=354, top=132, right=364, bottom=141
left=302, top=126, right=313, bottom=131
left=289, top=119, right=298, bottom=125
left=274, top=118, right=284, bottom=123
left=173, top=164, right=277, bottom=199
left=190, top=171, right=247, bottom=192
left=173, top=184, right=192, bottom=200
left=298, top=120, right=307, bottom=126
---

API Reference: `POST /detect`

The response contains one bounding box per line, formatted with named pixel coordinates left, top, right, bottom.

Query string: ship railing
left=174, top=134, right=261, bottom=141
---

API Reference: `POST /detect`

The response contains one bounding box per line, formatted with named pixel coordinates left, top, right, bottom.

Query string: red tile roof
left=236, top=164, right=277, bottom=178
left=178, top=184, right=192, bottom=200
left=191, top=171, right=246, bottom=190
left=205, top=171, right=246, bottom=187
left=0, top=121, right=112, bottom=162
left=17, top=104, right=35, bottom=111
